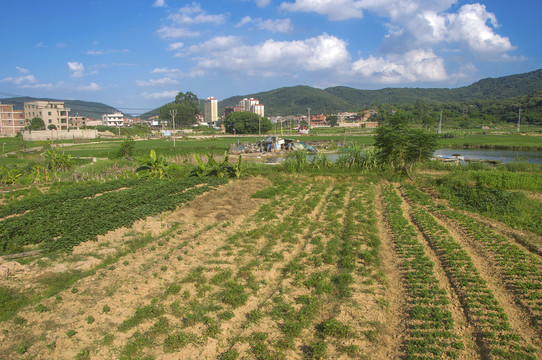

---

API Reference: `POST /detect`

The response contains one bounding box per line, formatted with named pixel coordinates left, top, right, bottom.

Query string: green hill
left=8, top=68, right=540, bottom=120
left=219, top=85, right=350, bottom=117
left=217, top=68, right=542, bottom=116
left=0, top=97, right=123, bottom=120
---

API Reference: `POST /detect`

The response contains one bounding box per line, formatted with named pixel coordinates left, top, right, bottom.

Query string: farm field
left=0, top=174, right=541, bottom=359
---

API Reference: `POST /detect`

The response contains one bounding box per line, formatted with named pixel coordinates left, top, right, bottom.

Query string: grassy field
left=0, top=169, right=541, bottom=359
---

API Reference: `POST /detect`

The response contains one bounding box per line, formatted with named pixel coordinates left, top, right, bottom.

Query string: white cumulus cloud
left=351, top=49, right=448, bottom=83
left=68, top=62, right=85, bottom=78
left=446, top=4, right=515, bottom=55
left=168, top=2, right=226, bottom=25
left=16, top=66, right=30, bottom=74
left=136, top=77, right=180, bottom=87
left=141, top=91, right=178, bottom=99
left=153, top=0, right=166, bottom=7
left=280, top=0, right=364, bottom=20
left=281, top=1, right=516, bottom=59
left=151, top=67, right=183, bottom=76
left=168, top=42, right=184, bottom=51
left=0, top=75, right=37, bottom=85
left=193, top=33, right=350, bottom=77
left=157, top=26, right=200, bottom=39
left=78, top=82, right=100, bottom=91
left=237, top=17, right=293, bottom=33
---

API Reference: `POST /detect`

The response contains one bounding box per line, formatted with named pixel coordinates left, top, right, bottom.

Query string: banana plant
left=30, top=164, right=51, bottom=184
left=191, top=151, right=235, bottom=178
left=233, top=155, right=244, bottom=179
left=135, top=149, right=170, bottom=179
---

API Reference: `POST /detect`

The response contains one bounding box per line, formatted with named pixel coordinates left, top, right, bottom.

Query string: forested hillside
left=218, top=68, right=542, bottom=116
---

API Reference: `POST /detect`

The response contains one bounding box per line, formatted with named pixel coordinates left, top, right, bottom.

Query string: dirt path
left=373, top=183, right=409, bottom=359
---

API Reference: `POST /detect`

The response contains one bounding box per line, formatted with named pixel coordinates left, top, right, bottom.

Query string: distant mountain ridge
left=0, top=97, right=123, bottom=120
left=216, top=68, right=542, bottom=116
left=3, top=68, right=541, bottom=120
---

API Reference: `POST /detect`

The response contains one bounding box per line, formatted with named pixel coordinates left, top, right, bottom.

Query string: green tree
left=223, top=112, right=271, bottom=134
left=326, top=115, right=338, bottom=127
left=175, top=91, right=199, bottom=108
left=116, top=138, right=135, bottom=159
left=29, top=117, right=45, bottom=130
left=47, top=124, right=57, bottom=130
left=159, top=91, right=200, bottom=127
left=374, top=110, right=437, bottom=178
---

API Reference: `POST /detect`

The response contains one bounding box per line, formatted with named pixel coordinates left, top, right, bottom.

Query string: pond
left=434, top=148, right=542, bottom=164
left=265, top=148, right=542, bottom=164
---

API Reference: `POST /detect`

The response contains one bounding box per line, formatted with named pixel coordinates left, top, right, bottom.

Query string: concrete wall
left=22, top=129, right=98, bottom=141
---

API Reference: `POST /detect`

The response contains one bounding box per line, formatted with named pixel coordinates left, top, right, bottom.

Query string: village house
left=0, top=104, right=25, bottom=136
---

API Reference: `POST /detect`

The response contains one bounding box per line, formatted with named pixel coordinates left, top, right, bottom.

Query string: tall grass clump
left=335, top=145, right=378, bottom=170
left=280, top=150, right=309, bottom=172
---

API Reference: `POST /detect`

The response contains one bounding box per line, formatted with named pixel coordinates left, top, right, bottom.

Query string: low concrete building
left=102, top=111, right=124, bottom=127
left=0, top=104, right=25, bottom=136
left=24, top=101, right=70, bottom=130
left=85, top=119, right=103, bottom=127
left=69, top=116, right=87, bottom=128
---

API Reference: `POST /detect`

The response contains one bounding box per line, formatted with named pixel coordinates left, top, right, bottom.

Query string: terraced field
left=0, top=175, right=541, bottom=359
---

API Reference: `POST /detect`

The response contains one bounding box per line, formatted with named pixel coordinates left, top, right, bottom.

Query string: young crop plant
left=381, top=185, right=463, bottom=359
left=118, top=304, right=164, bottom=332
left=0, top=177, right=229, bottom=255
left=402, top=183, right=542, bottom=340
left=409, top=201, right=537, bottom=359
left=220, top=281, right=248, bottom=308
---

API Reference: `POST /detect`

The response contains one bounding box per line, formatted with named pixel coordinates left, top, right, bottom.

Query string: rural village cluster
left=0, top=96, right=378, bottom=139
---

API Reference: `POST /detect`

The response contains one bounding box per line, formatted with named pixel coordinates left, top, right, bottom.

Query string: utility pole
left=438, top=110, right=443, bottom=134
left=307, top=108, right=311, bottom=130
left=169, top=109, right=178, bottom=147
left=517, top=108, right=521, bottom=133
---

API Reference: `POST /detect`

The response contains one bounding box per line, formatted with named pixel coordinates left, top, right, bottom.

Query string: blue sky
left=1, top=0, right=541, bottom=115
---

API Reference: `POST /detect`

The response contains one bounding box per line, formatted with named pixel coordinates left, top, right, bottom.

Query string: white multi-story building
left=204, top=97, right=218, bottom=123
left=24, top=101, right=70, bottom=130
left=102, top=111, right=124, bottom=127
left=237, top=98, right=265, bottom=117
left=253, top=103, right=265, bottom=117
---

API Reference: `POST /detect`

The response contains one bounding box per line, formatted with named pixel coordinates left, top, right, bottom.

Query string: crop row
left=442, top=210, right=542, bottom=327
left=409, top=204, right=537, bottom=359
left=402, top=184, right=542, bottom=333
left=219, top=179, right=383, bottom=358
left=0, top=178, right=140, bottom=218
left=0, top=177, right=228, bottom=254
left=124, top=178, right=324, bottom=359
left=381, top=185, right=463, bottom=359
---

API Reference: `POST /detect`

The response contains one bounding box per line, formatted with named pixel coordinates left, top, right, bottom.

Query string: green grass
left=118, top=304, right=164, bottom=332
left=437, top=134, right=542, bottom=149
left=0, top=287, right=33, bottom=322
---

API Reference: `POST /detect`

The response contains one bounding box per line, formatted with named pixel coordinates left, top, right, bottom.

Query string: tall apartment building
left=253, top=104, right=265, bottom=117
left=236, top=98, right=265, bottom=117
left=204, top=97, right=218, bottom=123
left=24, top=101, right=70, bottom=130
left=0, top=104, right=25, bottom=136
